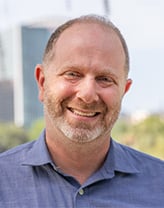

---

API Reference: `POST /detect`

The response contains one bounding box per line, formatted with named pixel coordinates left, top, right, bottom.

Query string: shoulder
left=0, top=140, right=36, bottom=164
left=112, top=139, right=164, bottom=171
left=123, top=143, right=163, bottom=163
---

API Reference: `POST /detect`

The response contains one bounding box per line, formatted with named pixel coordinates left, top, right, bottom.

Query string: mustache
left=63, top=99, right=106, bottom=112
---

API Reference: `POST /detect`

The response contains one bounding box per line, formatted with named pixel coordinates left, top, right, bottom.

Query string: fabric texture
left=0, top=129, right=164, bottom=208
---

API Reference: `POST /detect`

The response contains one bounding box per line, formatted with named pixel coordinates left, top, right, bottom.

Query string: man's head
left=35, top=14, right=132, bottom=144
left=43, top=14, right=130, bottom=74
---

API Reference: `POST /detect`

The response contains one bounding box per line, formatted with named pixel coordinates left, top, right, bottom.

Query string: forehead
left=55, top=22, right=122, bottom=49
left=52, top=23, right=126, bottom=71
left=54, top=23, right=125, bottom=61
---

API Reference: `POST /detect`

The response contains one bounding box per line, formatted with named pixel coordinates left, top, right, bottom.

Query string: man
left=0, top=15, right=163, bottom=207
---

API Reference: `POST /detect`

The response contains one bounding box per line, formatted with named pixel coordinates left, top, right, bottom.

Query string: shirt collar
left=22, top=129, right=53, bottom=166
left=103, top=138, right=140, bottom=175
left=22, top=130, right=140, bottom=174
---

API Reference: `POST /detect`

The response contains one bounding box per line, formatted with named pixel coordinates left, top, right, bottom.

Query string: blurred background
left=0, top=0, right=164, bottom=158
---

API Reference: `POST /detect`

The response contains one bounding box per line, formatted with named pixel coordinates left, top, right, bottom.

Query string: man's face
left=37, top=23, right=131, bottom=143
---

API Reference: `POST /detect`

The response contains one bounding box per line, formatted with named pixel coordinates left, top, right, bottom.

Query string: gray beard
left=44, top=105, right=120, bottom=144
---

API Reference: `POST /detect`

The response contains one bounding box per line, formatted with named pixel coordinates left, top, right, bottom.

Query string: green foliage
left=112, top=115, right=164, bottom=159
left=0, top=123, right=28, bottom=152
left=0, top=119, right=45, bottom=153
left=28, top=118, right=45, bottom=141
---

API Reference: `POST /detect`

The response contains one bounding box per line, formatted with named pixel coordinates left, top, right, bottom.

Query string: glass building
left=0, top=16, right=68, bottom=127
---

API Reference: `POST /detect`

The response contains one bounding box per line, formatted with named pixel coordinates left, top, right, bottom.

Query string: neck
left=45, top=128, right=110, bottom=184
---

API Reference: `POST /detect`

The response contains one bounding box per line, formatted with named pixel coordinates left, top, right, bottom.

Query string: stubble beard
left=44, top=88, right=121, bottom=144
left=44, top=104, right=107, bottom=143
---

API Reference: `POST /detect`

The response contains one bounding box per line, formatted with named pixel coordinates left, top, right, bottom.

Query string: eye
left=98, top=77, right=111, bottom=82
left=65, top=71, right=80, bottom=77
left=63, top=71, right=82, bottom=81
left=96, top=76, right=115, bottom=87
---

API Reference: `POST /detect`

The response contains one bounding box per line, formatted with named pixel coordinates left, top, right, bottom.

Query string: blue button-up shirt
left=0, top=130, right=164, bottom=208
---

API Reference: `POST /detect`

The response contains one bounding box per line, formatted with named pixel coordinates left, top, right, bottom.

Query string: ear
left=35, top=64, right=45, bottom=102
left=124, top=78, right=132, bottom=95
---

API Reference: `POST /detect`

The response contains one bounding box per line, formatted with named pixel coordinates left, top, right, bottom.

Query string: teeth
left=70, top=108, right=97, bottom=117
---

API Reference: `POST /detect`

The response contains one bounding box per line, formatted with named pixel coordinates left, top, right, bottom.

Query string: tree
left=112, top=115, right=164, bottom=159
left=28, top=118, right=45, bottom=141
left=0, top=123, right=28, bottom=152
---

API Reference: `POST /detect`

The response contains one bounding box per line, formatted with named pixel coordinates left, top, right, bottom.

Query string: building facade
left=0, top=80, right=14, bottom=122
left=0, top=16, right=68, bottom=127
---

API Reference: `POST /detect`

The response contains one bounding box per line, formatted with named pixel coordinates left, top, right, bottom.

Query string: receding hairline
left=42, top=14, right=130, bottom=73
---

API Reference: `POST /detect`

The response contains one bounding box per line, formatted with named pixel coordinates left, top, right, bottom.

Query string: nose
left=76, top=78, right=99, bottom=103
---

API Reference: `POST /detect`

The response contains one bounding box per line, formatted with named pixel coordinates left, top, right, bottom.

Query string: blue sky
left=0, top=0, right=164, bottom=114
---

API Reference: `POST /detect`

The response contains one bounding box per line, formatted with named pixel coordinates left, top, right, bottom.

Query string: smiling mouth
left=68, top=107, right=100, bottom=117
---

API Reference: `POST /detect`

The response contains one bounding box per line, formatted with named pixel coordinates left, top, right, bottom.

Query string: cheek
left=103, top=91, right=122, bottom=124
left=101, top=89, right=122, bottom=109
left=45, top=81, right=76, bottom=105
left=56, top=82, right=75, bottom=99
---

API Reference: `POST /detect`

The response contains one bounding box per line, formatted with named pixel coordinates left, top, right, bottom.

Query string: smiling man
left=0, top=15, right=164, bottom=208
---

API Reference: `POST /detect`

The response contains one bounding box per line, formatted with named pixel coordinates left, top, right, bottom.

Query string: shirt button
left=78, top=188, right=84, bottom=195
